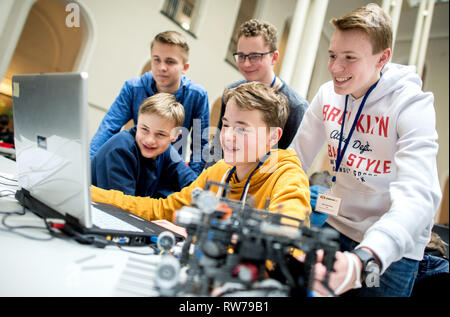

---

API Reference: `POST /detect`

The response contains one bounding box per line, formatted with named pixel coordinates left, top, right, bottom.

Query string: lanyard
left=332, top=75, right=382, bottom=183
left=222, top=152, right=271, bottom=202
left=270, top=74, right=277, bottom=88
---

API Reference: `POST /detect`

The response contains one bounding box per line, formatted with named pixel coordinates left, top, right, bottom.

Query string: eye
left=236, top=54, right=246, bottom=62
left=235, top=127, right=248, bottom=134
left=328, top=54, right=336, bottom=60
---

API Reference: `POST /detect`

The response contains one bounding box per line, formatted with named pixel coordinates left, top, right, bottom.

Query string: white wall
left=0, top=0, right=447, bottom=187
left=84, top=0, right=298, bottom=141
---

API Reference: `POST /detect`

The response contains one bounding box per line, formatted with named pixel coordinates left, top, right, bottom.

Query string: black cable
left=1, top=208, right=55, bottom=241
left=0, top=181, right=18, bottom=187
left=0, top=174, right=18, bottom=182
left=0, top=201, right=159, bottom=253
left=117, top=244, right=156, bottom=255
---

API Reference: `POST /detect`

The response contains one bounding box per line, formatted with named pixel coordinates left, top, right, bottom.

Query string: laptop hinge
left=14, top=188, right=108, bottom=247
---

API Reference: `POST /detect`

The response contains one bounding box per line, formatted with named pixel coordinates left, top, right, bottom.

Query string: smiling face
left=151, top=42, right=189, bottom=94
left=328, top=29, right=390, bottom=99
left=236, top=35, right=278, bottom=85
left=220, top=98, right=279, bottom=177
left=135, top=112, right=179, bottom=159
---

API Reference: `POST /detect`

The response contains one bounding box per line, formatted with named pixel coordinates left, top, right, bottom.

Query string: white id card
left=315, top=192, right=341, bottom=216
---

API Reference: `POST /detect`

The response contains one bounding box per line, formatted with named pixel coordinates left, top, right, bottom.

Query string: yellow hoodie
left=91, top=149, right=311, bottom=225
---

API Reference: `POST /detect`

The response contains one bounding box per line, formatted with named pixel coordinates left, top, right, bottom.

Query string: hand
left=312, top=249, right=362, bottom=296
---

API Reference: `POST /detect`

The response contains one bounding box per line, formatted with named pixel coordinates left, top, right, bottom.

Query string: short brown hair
left=138, top=93, right=185, bottom=128
left=223, top=82, right=289, bottom=129
left=150, top=31, right=190, bottom=62
left=330, top=3, right=392, bottom=54
left=238, top=19, right=278, bottom=52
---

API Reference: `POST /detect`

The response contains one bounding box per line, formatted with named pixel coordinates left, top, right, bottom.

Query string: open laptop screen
left=12, top=73, right=92, bottom=227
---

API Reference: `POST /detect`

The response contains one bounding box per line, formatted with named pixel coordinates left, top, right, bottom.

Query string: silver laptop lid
left=12, top=72, right=92, bottom=227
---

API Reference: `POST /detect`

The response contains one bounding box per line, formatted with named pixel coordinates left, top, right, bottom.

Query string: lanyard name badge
left=315, top=76, right=381, bottom=216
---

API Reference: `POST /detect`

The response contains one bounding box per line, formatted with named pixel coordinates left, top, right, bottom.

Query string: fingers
left=316, top=249, right=324, bottom=263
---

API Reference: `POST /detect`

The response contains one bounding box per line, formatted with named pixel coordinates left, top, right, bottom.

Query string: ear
left=269, top=127, right=283, bottom=148
left=271, top=50, right=280, bottom=66
left=377, top=48, right=391, bottom=69
left=171, top=128, right=182, bottom=142
left=182, top=62, right=190, bottom=74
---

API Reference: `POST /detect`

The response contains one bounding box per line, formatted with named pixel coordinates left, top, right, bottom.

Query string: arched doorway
left=0, top=0, right=94, bottom=150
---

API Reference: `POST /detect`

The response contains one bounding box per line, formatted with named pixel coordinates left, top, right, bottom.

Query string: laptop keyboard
left=91, top=205, right=143, bottom=233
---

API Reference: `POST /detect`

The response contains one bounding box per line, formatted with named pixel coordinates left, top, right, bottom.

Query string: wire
left=0, top=189, right=16, bottom=198
left=0, top=181, right=18, bottom=187
left=117, top=244, right=157, bottom=256
left=0, top=204, right=158, bottom=253
left=0, top=174, right=18, bottom=182
left=0, top=208, right=55, bottom=241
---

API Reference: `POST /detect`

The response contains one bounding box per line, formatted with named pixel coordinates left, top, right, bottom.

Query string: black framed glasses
left=232, top=51, right=274, bottom=64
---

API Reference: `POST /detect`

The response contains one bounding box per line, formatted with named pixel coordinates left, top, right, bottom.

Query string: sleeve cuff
left=357, top=229, right=401, bottom=275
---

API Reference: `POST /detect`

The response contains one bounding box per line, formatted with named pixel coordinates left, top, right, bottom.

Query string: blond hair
left=223, top=82, right=289, bottom=129
left=138, top=93, right=185, bottom=128
left=150, top=31, right=190, bottom=62
left=238, top=19, right=278, bottom=52
left=331, top=3, right=392, bottom=54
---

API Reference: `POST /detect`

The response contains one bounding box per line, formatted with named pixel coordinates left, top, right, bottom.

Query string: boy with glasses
left=90, top=31, right=209, bottom=182
left=207, top=19, right=309, bottom=166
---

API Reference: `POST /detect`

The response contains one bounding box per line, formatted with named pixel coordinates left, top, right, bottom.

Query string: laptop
left=11, top=72, right=183, bottom=246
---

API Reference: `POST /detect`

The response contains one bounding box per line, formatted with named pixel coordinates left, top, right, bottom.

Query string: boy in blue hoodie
left=90, top=31, right=209, bottom=177
left=91, top=93, right=197, bottom=198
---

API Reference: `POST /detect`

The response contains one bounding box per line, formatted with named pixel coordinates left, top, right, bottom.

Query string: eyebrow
left=236, top=51, right=260, bottom=55
left=139, top=123, right=170, bottom=134
left=222, top=117, right=250, bottom=126
left=152, top=54, right=177, bottom=61
left=328, top=49, right=357, bottom=54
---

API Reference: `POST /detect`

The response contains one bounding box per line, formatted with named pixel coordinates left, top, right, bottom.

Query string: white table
left=0, top=156, right=161, bottom=297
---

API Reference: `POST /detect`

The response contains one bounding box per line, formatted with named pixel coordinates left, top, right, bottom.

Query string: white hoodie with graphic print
left=290, top=62, right=442, bottom=273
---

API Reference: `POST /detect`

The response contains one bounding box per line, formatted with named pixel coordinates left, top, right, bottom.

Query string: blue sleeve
left=91, top=143, right=138, bottom=196
left=188, top=91, right=209, bottom=175
left=164, top=146, right=198, bottom=190
left=89, top=82, right=134, bottom=159
left=309, top=185, right=329, bottom=227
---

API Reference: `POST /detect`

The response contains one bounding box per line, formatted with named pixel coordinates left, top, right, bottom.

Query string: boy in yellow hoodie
left=91, top=82, right=311, bottom=224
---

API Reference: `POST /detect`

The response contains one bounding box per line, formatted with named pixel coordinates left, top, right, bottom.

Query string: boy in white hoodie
left=290, top=3, right=442, bottom=296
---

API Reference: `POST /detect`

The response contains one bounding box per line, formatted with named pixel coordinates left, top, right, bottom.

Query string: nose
left=329, top=58, right=344, bottom=73
left=243, top=57, right=252, bottom=67
left=221, top=127, right=237, bottom=145
left=158, top=62, right=168, bottom=72
left=144, top=134, right=156, bottom=147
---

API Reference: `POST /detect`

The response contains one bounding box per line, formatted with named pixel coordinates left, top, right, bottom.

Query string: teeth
left=336, top=77, right=350, bottom=82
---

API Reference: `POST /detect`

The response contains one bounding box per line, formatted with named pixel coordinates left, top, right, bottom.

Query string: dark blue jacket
left=90, top=71, right=209, bottom=175
left=91, top=127, right=198, bottom=198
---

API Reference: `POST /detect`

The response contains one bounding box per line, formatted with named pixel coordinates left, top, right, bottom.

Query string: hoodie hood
left=372, top=63, right=423, bottom=102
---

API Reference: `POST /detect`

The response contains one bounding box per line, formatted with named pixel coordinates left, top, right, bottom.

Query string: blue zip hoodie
left=91, top=126, right=197, bottom=197
left=90, top=71, right=209, bottom=175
